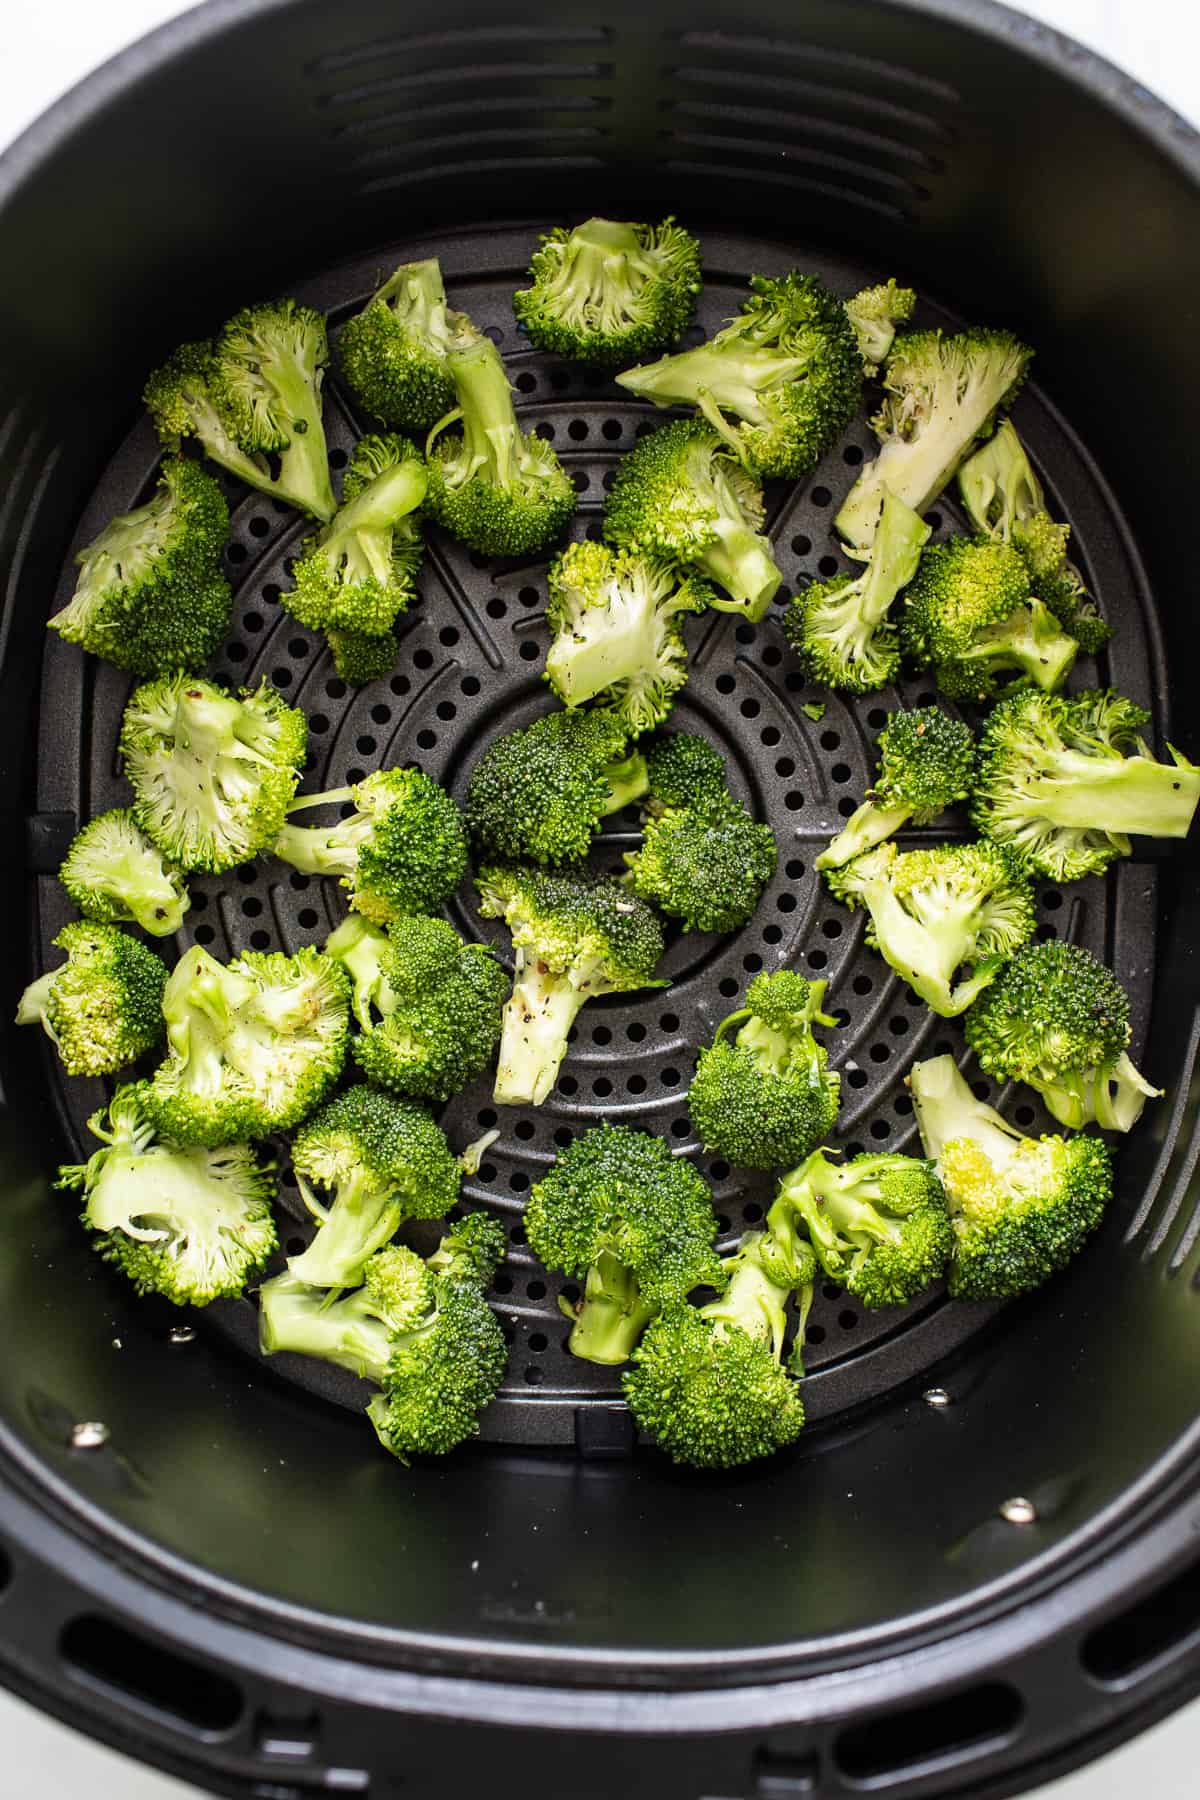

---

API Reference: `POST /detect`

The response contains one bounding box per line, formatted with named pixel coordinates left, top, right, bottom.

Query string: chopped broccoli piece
left=965, top=940, right=1161, bottom=1132
left=844, top=279, right=917, bottom=371
left=643, top=730, right=731, bottom=819
left=624, top=797, right=778, bottom=934
left=909, top=1052, right=1113, bottom=1299
left=688, top=971, right=840, bottom=1169
left=783, top=490, right=930, bottom=692
left=17, top=922, right=165, bottom=1077
left=774, top=1148, right=952, bottom=1309
left=58, top=808, right=190, bottom=937
left=477, top=863, right=667, bottom=1106
left=259, top=1246, right=434, bottom=1383
left=972, top=687, right=1200, bottom=880
left=120, top=674, right=307, bottom=874
left=284, top=433, right=425, bottom=637
left=901, top=535, right=1079, bottom=702
left=801, top=701, right=826, bottom=722
left=324, top=916, right=393, bottom=1030
left=835, top=328, right=1033, bottom=551
left=817, top=707, right=975, bottom=872
left=48, top=457, right=232, bottom=675
left=525, top=1123, right=722, bottom=1364
left=466, top=709, right=647, bottom=867
left=325, top=625, right=398, bottom=685
left=514, top=216, right=701, bottom=365
left=336, top=258, right=470, bottom=431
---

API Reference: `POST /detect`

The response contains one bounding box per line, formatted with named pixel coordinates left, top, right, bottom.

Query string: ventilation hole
left=566, top=418, right=588, bottom=442
left=762, top=645, right=782, bottom=667
left=249, top=930, right=270, bottom=950
left=718, top=978, right=739, bottom=998
left=325, top=679, right=346, bottom=699
left=869, top=1043, right=890, bottom=1063
left=235, top=866, right=257, bottom=887
left=791, top=534, right=812, bottom=556
left=524, top=1367, right=544, bottom=1385
left=286, top=1237, right=306, bottom=1257
left=477, top=1164, right=496, bottom=1184
left=194, top=924, right=215, bottom=946
left=60, top=1616, right=243, bottom=1735
left=760, top=725, right=781, bottom=747
left=710, top=1161, right=731, bottom=1182
left=807, top=949, right=827, bottom=969
left=834, top=1684, right=1023, bottom=1783
left=810, top=486, right=831, bottom=507
left=243, top=611, right=264, bottom=634
left=226, top=644, right=247, bottom=664
left=240, top=897, right=262, bottom=918
left=510, top=1223, right=527, bottom=1245
left=660, top=1012, right=679, bottom=1031
left=527, top=1281, right=546, bottom=1301
left=818, top=556, right=839, bottom=578
left=807, top=1324, right=826, bottom=1345
left=288, top=872, right=310, bottom=892
left=486, top=598, right=507, bottom=620
left=888, top=1014, right=909, bottom=1035
left=785, top=791, right=804, bottom=812
left=870, top=1119, right=891, bottom=1140
left=519, top=642, right=541, bottom=662
left=785, top=859, right=804, bottom=879
left=1042, top=889, right=1064, bottom=911
left=297, top=909, right=319, bottom=930
left=628, top=1074, right=647, bottom=1094
left=777, top=894, right=797, bottom=913
left=1036, top=923, right=1058, bottom=941
left=763, top=925, right=782, bottom=945
left=847, top=1068, right=868, bottom=1088
left=536, top=422, right=555, bottom=442
left=661, top=1067, right=680, bottom=1087
left=355, top=736, right=376, bottom=757
left=529, top=1333, right=548, bottom=1353
left=516, top=372, right=536, bottom=393
left=775, top=756, right=795, bottom=777
left=593, top=1078, right=613, bottom=1098
left=743, top=953, right=763, bottom=973
left=460, top=675, right=481, bottom=697
left=736, top=625, right=755, bottom=645
left=843, top=444, right=864, bottom=466
left=626, top=1022, right=646, bottom=1042
left=554, top=1127, right=572, bottom=1148
left=838, top=1309, right=859, bottom=1330
left=1082, top=1557, right=1200, bottom=1683
left=740, top=700, right=761, bottom=723
left=743, top=1203, right=763, bottom=1224
left=559, top=1076, right=578, bottom=1097
left=572, top=470, right=590, bottom=493
left=715, top=673, right=735, bottom=696
left=831, top=763, right=852, bottom=784
left=837, top=797, right=858, bottom=817
left=895, top=1093, right=913, bottom=1116
left=493, top=1273, right=513, bottom=1294
left=390, top=675, right=411, bottom=696
left=190, top=892, right=209, bottom=912
left=925, top=511, right=942, bottom=532
left=867, top=708, right=888, bottom=730
left=227, top=542, right=248, bottom=565
left=413, top=648, right=434, bottom=671
left=671, top=1117, right=689, bottom=1137
left=917, top=690, right=937, bottom=707
left=1015, top=1105, right=1035, bottom=1126
left=345, top=769, right=364, bottom=787
left=716, top=1214, right=732, bottom=1233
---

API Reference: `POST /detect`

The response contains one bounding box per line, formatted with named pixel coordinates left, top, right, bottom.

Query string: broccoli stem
left=953, top=603, right=1078, bottom=692
left=273, top=789, right=370, bottom=876
left=1015, top=752, right=1200, bottom=838
left=697, top=506, right=780, bottom=622
left=258, top=1274, right=393, bottom=1384
left=435, top=337, right=522, bottom=487
left=493, top=953, right=584, bottom=1106
left=328, top=459, right=427, bottom=575
left=266, top=356, right=337, bottom=524
left=851, top=873, right=996, bottom=1016
left=288, top=1170, right=401, bottom=1288
left=816, top=798, right=913, bottom=871
left=621, top=345, right=812, bottom=428
left=700, top=1252, right=790, bottom=1358
left=1042, top=1050, right=1160, bottom=1133
left=15, top=971, right=55, bottom=1036
left=544, top=218, right=652, bottom=325
left=568, top=1250, right=658, bottom=1363
left=908, top=1054, right=1023, bottom=1170
left=601, top=750, right=650, bottom=815
left=378, top=256, right=448, bottom=317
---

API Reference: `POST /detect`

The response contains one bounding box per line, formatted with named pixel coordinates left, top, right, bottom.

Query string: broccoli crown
left=901, top=535, right=1078, bottom=702
left=424, top=331, right=576, bottom=556
left=121, top=674, right=307, bottom=874
left=49, top=457, right=232, bottom=677
left=844, top=278, right=917, bottom=370
left=543, top=539, right=710, bottom=734
left=58, top=808, right=190, bottom=938
left=784, top=490, right=930, bottom=692
left=972, top=687, right=1200, bottom=880
left=602, top=417, right=781, bottom=621
left=624, top=800, right=778, bottom=934
left=58, top=1082, right=277, bottom=1305
left=371, top=1275, right=508, bottom=1460
left=826, top=839, right=1035, bottom=1017
left=427, top=1210, right=509, bottom=1288
left=325, top=626, right=398, bottom=686
left=514, top=216, right=702, bottom=366
left=643, top=730, right=731, bottom=819
left=336, top=257, right=468, bottom=431
left=16, top=922, right=166, bottom=1078
left=876, top=706, right=976, bottom=816
left=142, top=944, right=349, bottom=1146
left=775, top=1149, right=952, bottom=1309
left=285, top=434, right=425, bottom=636
left=467, top=708, right=646, bottom=866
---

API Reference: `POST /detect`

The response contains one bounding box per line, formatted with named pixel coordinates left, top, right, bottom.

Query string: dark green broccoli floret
left=17, top=922, right=165, bottom=1077
left=965, top=940, right=1160, bottom=1133
left=58, top=808, right=190, bottom=937
left=624, top=799, right=777, bottom=934
left=971, top=687, right=1200, bottom=881
left=467, top=709, right=648, bottom=867
left=325, top=626, right=398, bottom=686
left=476, top=864, right=667, bottom=1106
left=836, top=328, right=1033, bottom=551
left=783, top=490, right=930, bottom=692
left=844, top=279, right=917, bottom=371
left=336, top=258, right=470, bottom=431
left=774, top=1148, right=952, bottom=1309
left=688, top=971, right=840, bottom=1169
left=618, top=272, right=862, bottom=480
left=910, top=1052, right=1113, bottom=1300
left=817, top=707, right=975, bottom=872
left=284, top=434, right=425, bottom=638
left=48, top=458, right=231, bottom=676
left=826, top=840, right=1035, bottom=1017
left=643, top=730, right=731, bottom=820
left=273, top=768, right=468, bottom=925
left=58, top=1082, right=277, bottom=1305
left=901, top=536, right=1079, bottom=702
left=514, top=216, right=701, bottom=366
left=603, top=418, right=782, bottom=621
left=525, top=1123, right=722, bottom=1364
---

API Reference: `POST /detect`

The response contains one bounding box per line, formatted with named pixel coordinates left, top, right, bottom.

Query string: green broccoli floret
left=476, top=864, right=667, bottom=1106
left=524, top=1123, right=722, bottom=1364
left=603, top=418, right=782, bottom=621
left=642, top=730, right=731, bottom=819
left=144, top=300, right=335, bottom=521
left=58, top=1082, right=276, bottom=1305
left=287, top=1083, right=462, bottom=1287
left=514, top=216, right=701, bottom=366
left=817, top=707, right=975, bottom=872
left=909, top=1052, right=1113, bottom=1299
left=688, top=972, right=840, bottom=1169
left=618, top=271, right=862, bottom=479
left=120, top=674, right=307, bottom=874
left=58, top=808, right=190, bottom=937
left=972, top=687, right=1200, bottom=881
left=958, top=419, right=1110, bottom=653
left=783, top=490, right=930, bottom=692
left=964, top=940, right=1161, bottom=1133
left=325, top=626, right=398, bottom=685
left=17, top=922, right=165, bottom=1077
left=48, top=458, right=232, bottom=676
left=467, top=709, right=647, bottom=867
left=826, top=840, right=1035, bottom=1017
left=259, top=1245, right=435, bottom=1381
left=543, top=540, right=710, bottom=734
left=284, top=434, right=425, bottom=640
left=844, top=279, right=917, bottom=372
left=336, top=258, right=470, bottom=431
left=424, top=326, right=576, bottom=556
left=624, top=799, right=778, bottom=934
left=901, top=536, right=1079, bottom=702
left=835, top=328, right=1034, bottom=551
left=773, top=1148, right=952, bottom=1309
left=273, top=768, right=468, bottom=925
left=142, top=944, right=349, bottom=1146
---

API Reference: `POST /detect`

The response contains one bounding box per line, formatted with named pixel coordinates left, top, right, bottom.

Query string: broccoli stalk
left=58, top=809, right=190, bottom=937
left=336, top=257, right=469, bottom=430
left=285, top=434, right=426, bottom=638
left=817, top=707, right=975, bottom=872
left=772, top=1149, right=952, bottom=1308
left=514, top=216, right=702, bottom=366
left=784, top=491, right=930, bottom=692
left=258, top=1251, right=431, bottom=1383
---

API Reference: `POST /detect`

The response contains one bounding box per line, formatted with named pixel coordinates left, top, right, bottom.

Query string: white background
left=0, top=1, right=1196, bottom=1795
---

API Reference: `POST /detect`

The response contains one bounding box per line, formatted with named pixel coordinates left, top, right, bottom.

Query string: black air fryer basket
left=2, top=1, right=1199, bottom=1794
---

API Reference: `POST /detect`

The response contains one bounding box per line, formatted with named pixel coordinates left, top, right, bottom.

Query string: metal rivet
left=70, top=1421, right=109, bottom=1450
left=923, top=1387, right=952, bottom=1408
left=999, top=1496, right=1038, bottom=1525
left=168, top=1326, right=196, bottom=1346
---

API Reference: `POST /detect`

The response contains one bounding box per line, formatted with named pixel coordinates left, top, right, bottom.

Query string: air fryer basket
left=2, top=2, right=1200, bottom=1796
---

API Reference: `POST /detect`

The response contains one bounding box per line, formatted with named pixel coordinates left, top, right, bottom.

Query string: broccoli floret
left=844, top=279, right=917, bottom=372
left=58, top=1083, right=276, bottom=1304
left=273, top=768, right=468, bottom=925
left=284, top=434, right=424, bottom=645
left=624, top=800, right=778, bottom=934
left=477, top=864, right=667, bottom=1106
left=901, top=536, right=1079, bottom=702
left=48, top=458, right=232, bottom=676
left=144, top=300, right=335, bottom=521
left=909, top=1052, right=1113, bottom=1299
left=603, top=418, right=782, bottom=621
left=816, top=707, right=975, bottom=872
left=774, top=1148, right=952, bottom=1309
left=543, top=540, right=710, bottom=734
left=58, top=808, right=190, bottom=937
left=424, top=327, right=575, bottom=556
left=642, top=730, right=731, bottom=819
left=336, top=258, right=470, bottom=430
left=287, top=1084, right=462, bottom=1287
left=783, top=490, right=930, bottom=692
left=467, top=709, right=647, bottom=867
left=325, top=626, right=398, bottom=685
left=958, top=419, right=1110, bottom=653
left=618, top=271, right=862, bottom=480
left=524, top=1123, right=722, bottom=1364
left=120, top=674, right=307, bottom=874
left=17, top=922, right=165, bottom=1077
left=142, top=944, right=349, bottom=1146
left=259, top=1245, right=435, bottom=1382
left=688, top=972, right=840, bottom=1169
left=826, top=840, right=1035, bottom=1017
left=514, top=216, right=701, bottom=366
left=835, top=328, right=1034, bottom=551
left=965, top=940, right=1161, bottom=1133
left=972, top=687, right=1200, bottom=881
